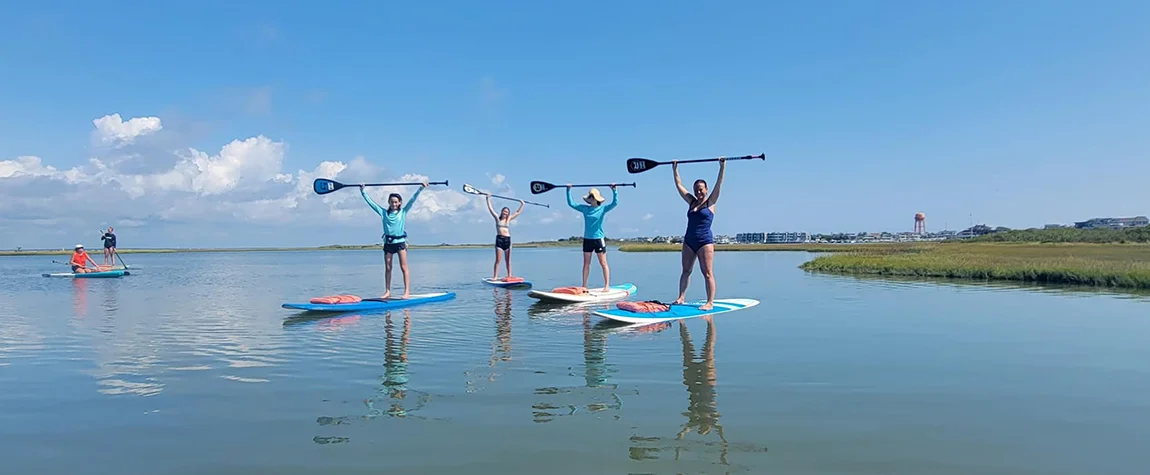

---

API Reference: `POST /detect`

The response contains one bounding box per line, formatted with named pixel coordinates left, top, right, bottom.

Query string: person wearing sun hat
left=565, top=183, right=619, bottom=291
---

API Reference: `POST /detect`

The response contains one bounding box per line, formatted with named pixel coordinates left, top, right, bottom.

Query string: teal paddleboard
left=592, top=298, right=759, bottom=324
left=281, top=292, right=456, bottom=313
left=43, top=270, right=128, bottom=278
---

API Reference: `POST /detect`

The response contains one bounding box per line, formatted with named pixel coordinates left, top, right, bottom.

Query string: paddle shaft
left=361, top=181, right=447, bottom=187
left=485, top=193, right=549, bottom=207
left=666, top=154, right=762, bottom=166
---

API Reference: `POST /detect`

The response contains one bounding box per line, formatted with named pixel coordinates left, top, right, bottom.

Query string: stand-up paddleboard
left=483, top=277, right=532, bottom=289
left=528, top=283, right=637, bottom=303
left=42, top=270, right=128, bottom=278
left=592, top=298, right=759, bottom=324
left=281, top=292, right=455, bottom=313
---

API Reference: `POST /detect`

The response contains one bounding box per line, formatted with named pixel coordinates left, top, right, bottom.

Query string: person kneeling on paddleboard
left=361, top=178, right=427, bottom=299
left=487, top=195, right=524, bottom=279
left=566, top=184, right=617, bottom=292
left=70, top=244, right=102, bottom=273
left=672, top=157, right=726, bottom=311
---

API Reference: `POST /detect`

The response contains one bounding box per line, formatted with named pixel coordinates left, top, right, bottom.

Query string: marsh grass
left=617, top=243, right=918, bottom=253
left=800, top=242, right=1150, bottom=289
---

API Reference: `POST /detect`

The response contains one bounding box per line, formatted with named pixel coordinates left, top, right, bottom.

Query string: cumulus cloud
left=92, top=113, right=162, bottom=147
left=642, top=213, right=654, bottom=221
left=0, top=114, right=478, bottom=246
left=490, top=173, right=505, bottom=186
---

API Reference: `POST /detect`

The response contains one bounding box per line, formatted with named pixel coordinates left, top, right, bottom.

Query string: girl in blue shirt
left=361, top=179, right=427, bottom=299
left=566, top=184, right=618, bottom=291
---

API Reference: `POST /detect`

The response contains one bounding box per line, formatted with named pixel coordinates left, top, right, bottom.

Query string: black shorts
left=495, top=235, right=511, bottom=251
left=71, top=265, right=81, bottom=272
left=383, top=242, right=407, bottom=254
left=582, top=238, right=606, bottom=254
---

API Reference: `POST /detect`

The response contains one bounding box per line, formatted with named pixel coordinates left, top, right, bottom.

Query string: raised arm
left=510, top=200, right=525, bottom=220
left=402, top=184, right=425, bottom=213
left=603, top=186, right=619, bottom=212
left=705, top=158, right=726, bottom=208
left=360, top=186, right=385, bottom=216
left=485, top=195, right=497, bottom=219
left=566, top=186, right=581, bottom=210
left=672, top=161, right=693, bottom=204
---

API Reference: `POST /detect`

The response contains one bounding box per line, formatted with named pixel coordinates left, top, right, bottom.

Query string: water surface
left=2, top=248, right=1149, bottom=474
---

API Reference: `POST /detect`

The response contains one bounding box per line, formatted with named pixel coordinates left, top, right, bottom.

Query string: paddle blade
left=529, top=181, right=554, bottom=194
left=313, top=178, right=343, bottom=195
left=626, top=158, right=660, bottom=174
left=462, top=183, right=483, bottom=195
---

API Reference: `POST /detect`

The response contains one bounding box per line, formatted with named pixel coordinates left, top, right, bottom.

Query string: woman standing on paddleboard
left=486, top=195, right=524, bottom=279
left=672, top=156, right=725, bottom=311
left=361, top=178, right=428, bottom=299
left=566, top=184, right=618, bottom=292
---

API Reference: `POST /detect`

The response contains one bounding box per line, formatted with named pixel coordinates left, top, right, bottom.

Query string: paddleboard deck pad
left=281, top=292, right=455, bottom=313
left=528, top=283, right=637, bottom=303
left=43, top=270, right=129, bottom=278
left=592, top=298, right=759, bottom=324
left=483, top=277, right=532, bottom=289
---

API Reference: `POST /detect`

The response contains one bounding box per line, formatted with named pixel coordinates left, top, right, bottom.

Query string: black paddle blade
left=626, top=158, right=660, bottom=174
left=529, top=181, right=555, bottom=194
left=313, top=178, right=343, bottom=195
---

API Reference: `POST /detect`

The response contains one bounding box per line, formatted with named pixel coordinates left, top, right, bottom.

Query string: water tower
left=914, top=212, right=926, bottom=234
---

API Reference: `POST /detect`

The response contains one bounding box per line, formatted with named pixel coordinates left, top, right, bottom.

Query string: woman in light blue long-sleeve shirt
left=566, top=184, right=618, bottom=291
left=361, top=178, right=427, bottom=299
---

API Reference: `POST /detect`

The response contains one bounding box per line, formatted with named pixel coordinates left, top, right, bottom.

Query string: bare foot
left=672, top=297, right=685, bottom=305
left=400, top=292, right=410, bottom=299
left=602, top=286, right=610, bottom=292
left=699, top=302, right=714, bottom=311
left=380, top=291, right=391, bottom=299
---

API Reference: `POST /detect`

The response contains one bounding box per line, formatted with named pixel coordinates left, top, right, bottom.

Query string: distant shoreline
left=0, top=241, right=585, bottom=256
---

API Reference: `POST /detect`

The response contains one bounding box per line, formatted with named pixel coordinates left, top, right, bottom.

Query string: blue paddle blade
left=313, top=178, right=341, bottom=195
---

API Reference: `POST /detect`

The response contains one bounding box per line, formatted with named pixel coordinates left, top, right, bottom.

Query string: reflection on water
left=532, top=312, right=626, bottom=424
left=629, top=317, right=764, bottom=468
left=315, top=308, right=431, bottom=445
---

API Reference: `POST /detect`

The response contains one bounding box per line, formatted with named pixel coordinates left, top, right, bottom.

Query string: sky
left=1, top=0, right=1148, bottom=248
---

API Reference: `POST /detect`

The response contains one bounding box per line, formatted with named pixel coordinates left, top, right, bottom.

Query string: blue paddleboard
left=592, top=298, right=759, bottom=324
left=483, top=277, right=532, bottom=289
left=281, top=292, right=456, bottom=313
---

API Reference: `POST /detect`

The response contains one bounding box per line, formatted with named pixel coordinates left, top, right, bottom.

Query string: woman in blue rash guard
left=360, top=178, right=428, bottom=299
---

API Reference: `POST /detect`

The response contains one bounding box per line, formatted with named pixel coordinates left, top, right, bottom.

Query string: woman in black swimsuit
left=486, top=195, right=524, bottom=279
left=101, top=226, right=117, bottom=266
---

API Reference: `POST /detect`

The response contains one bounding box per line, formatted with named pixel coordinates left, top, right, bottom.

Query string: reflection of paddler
left=382, top=309, right=411, bottom=399
left=72, top=278, right=88, bottom=317
left=677, top=317, right=725, bottom=444
left=583, top=312, right=610, bottom=388
left=492, top=289, right=512, bottom=367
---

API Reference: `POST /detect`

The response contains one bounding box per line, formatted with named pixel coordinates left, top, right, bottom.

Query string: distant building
left=736, top=232, right=765, bottom=244
left=1073, top=216, right=1149, bottom=230
left=766, top=232, right=810, bottom=243
left=1044, top=224, right=1068, bottom=229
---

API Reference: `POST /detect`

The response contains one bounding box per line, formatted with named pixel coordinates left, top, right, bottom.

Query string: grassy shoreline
left=799, top=242, right=1150, bottom=289
left=617, top=242, right=913, bottom=253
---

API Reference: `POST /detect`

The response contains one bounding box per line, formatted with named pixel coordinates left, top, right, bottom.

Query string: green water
left=1, top=248, right=1148, bottom=474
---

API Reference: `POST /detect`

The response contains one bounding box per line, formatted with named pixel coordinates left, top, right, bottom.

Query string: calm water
left=2, top=248, right=1149, bottom=474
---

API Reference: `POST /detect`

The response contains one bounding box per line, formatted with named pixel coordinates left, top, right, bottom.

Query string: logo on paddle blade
left=629, top=160, right=646, bottom=172
left=531, top=183, right=545, bottom=193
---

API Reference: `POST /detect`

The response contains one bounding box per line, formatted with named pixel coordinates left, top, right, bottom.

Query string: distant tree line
left=969, top=226, right=1150, bottom=243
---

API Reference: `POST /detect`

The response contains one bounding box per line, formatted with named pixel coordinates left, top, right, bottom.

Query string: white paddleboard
left=528, top=283, right=637, bottom=303
left=592, top=298, right=759, bottom=324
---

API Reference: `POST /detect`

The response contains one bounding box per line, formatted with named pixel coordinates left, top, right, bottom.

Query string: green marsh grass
left=800, top=242, right=1150, bottom=289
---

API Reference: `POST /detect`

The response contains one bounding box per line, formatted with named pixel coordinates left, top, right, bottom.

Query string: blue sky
left=1, top=1, right=1148, bottom=248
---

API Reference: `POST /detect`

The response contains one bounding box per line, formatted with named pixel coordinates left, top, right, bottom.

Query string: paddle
left=313, top=178, right=449, bottom=195
left=462, top=184, right=549, bottom=207
left=625, top=153, right=765, bottom=174
left=529, top=181, right=637, bottom=195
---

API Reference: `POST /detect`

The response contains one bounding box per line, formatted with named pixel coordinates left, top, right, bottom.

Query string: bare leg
left=697, top=244, right=716, bottom=310
left=492, top=247, right=502, bottom=279
left=398, top=248, right=410, bottom=299
left=581, top=252, right=592, bottom=288
left=505, top=246, right=512, bottom=277
left=103, top=248, right=112, bottom=265
left=597, top=251, right=610, bottom=292
left=382, top=252, right=394, bottom=299
left=675, top=243, right=698, bottom=304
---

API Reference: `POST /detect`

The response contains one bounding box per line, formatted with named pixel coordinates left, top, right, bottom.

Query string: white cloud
left=92, top=114, right=162, bottom=147
left=0, top=114, right=479, bottom=246
left=490, top=173, right=505, bottom=186
left=642, top=213, right=654, bottom=221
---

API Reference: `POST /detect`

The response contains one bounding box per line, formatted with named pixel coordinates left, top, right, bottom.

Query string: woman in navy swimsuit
left=672, top=157, right=726, bottom=310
